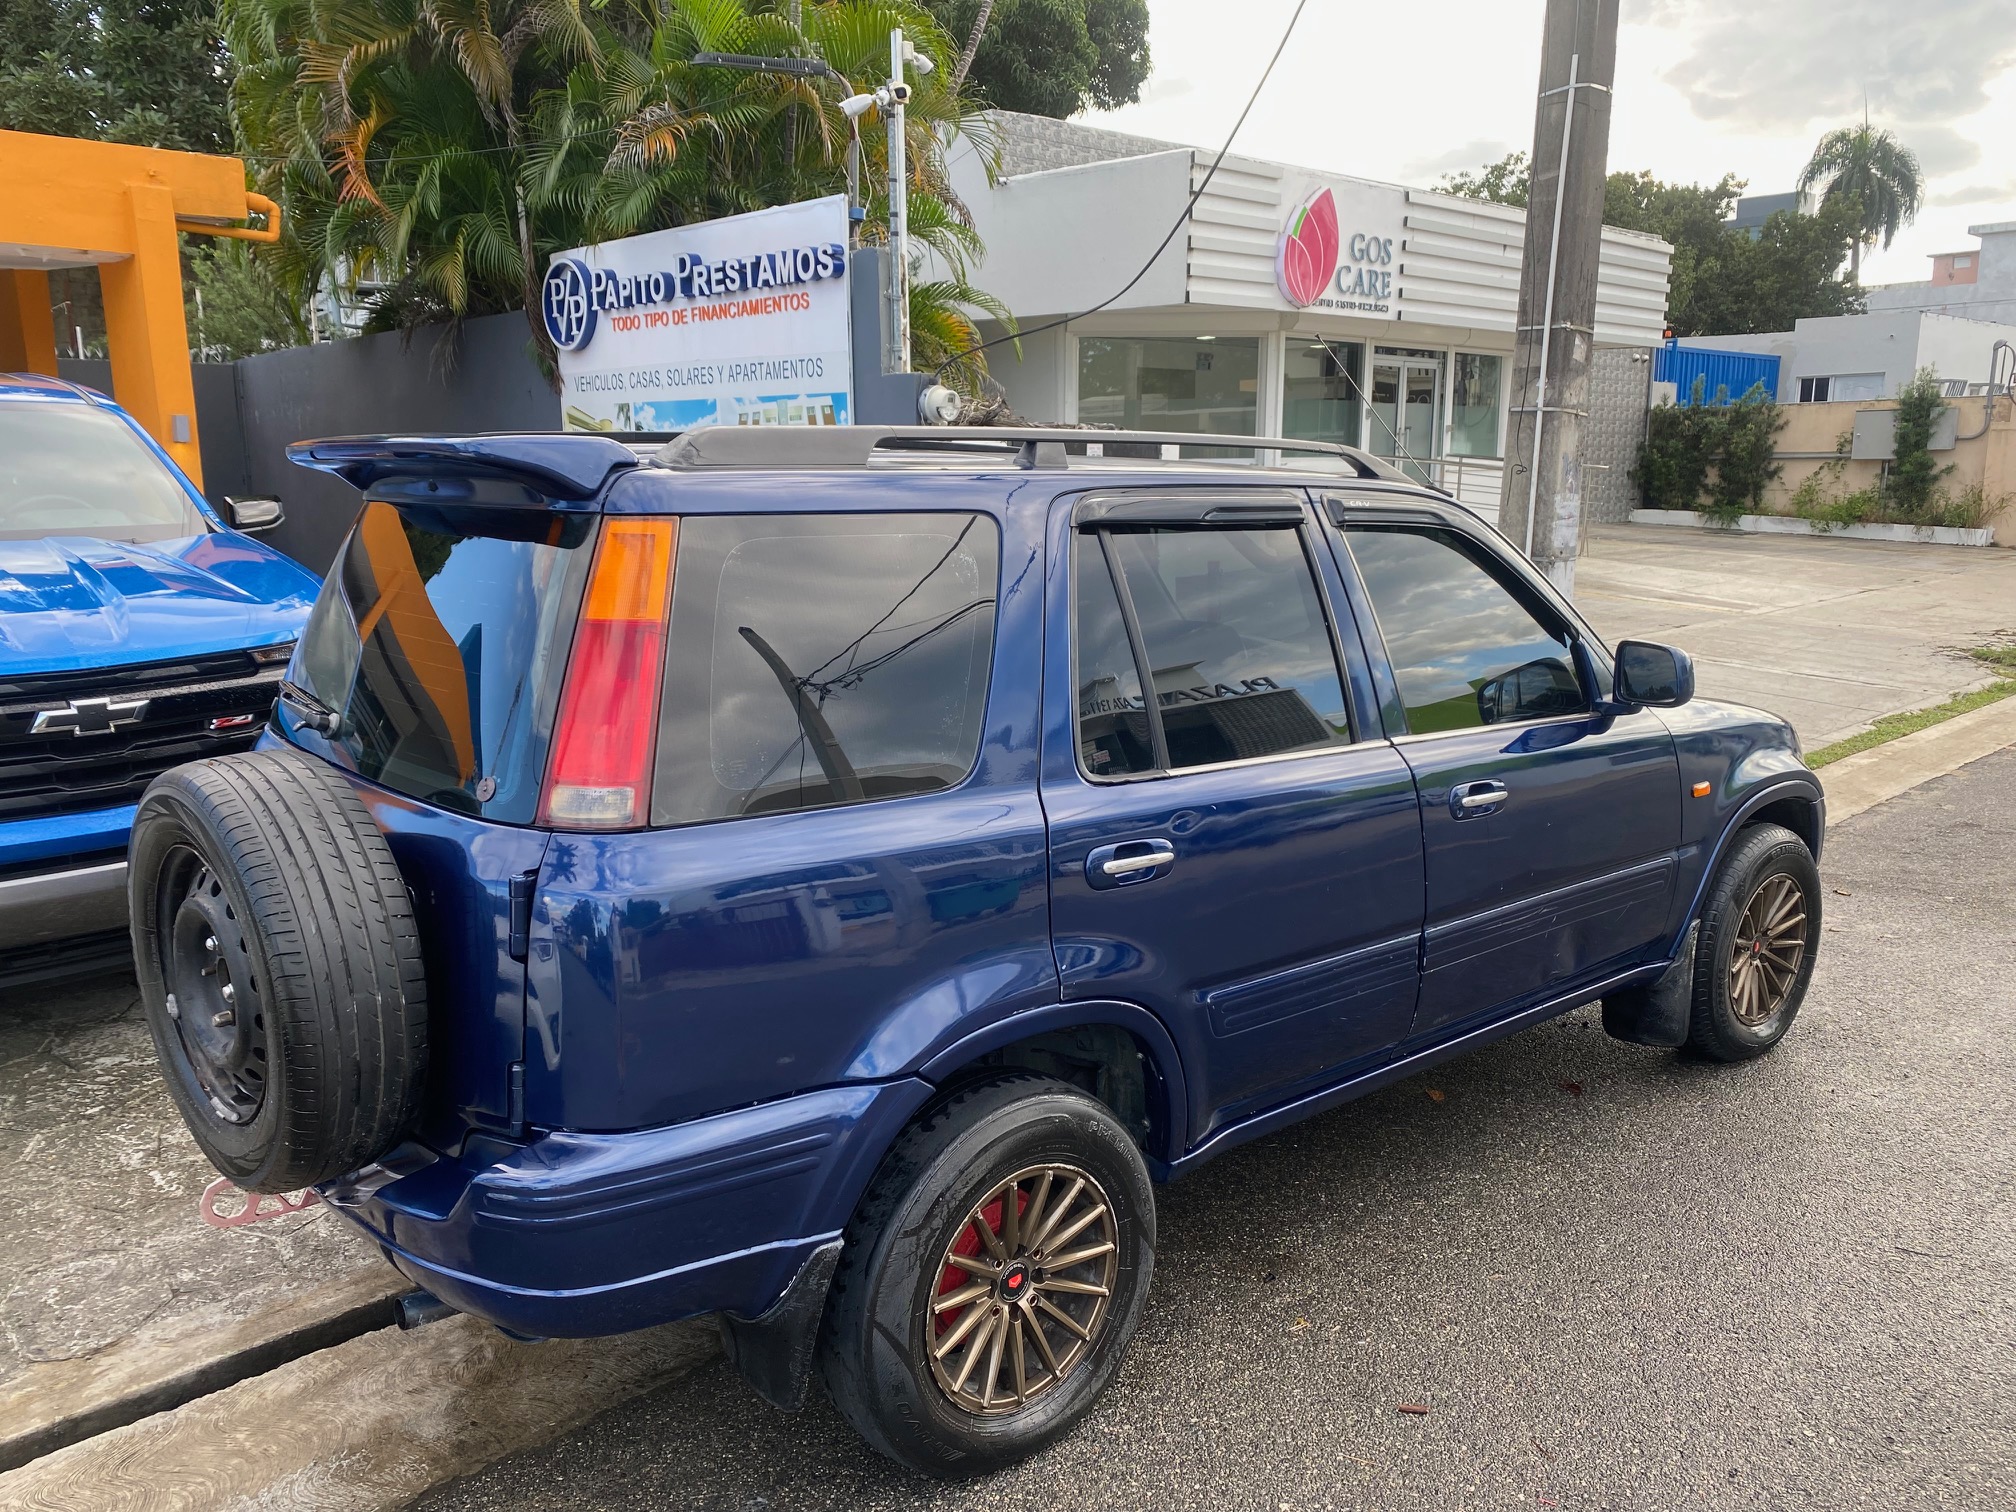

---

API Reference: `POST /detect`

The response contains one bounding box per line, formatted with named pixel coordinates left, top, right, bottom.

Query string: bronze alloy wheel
left=925, top=1163, right=1118, bottom=1415
left=1727, top=871, right=1809, bottom=1026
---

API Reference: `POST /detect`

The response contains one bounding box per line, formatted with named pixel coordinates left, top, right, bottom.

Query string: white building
left=1864, top=220, right=2016, bottom=325
left=1686, top=309, right=2016, bottom=403
left=941, top=114, right=1673, bottom=509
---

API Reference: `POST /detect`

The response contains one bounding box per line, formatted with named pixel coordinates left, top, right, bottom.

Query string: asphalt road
left=413, top=748, right=2016, bottom=1512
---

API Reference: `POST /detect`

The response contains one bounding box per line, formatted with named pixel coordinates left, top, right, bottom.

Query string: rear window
left=651, top=513, right=1000, bottom=825
left=293, top=501, right=593, bottom=822
left=0, top=402, right=208, bottom=544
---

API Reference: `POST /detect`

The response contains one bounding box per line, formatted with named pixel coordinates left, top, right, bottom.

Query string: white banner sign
left=542, top=196, right=854, bottom=431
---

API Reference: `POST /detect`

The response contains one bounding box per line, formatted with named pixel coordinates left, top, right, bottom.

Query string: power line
left=933, top=0, right=1314, bottom=381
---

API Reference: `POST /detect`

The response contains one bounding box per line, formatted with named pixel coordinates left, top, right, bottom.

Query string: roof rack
left=653, top=425, right=1403, bottom=481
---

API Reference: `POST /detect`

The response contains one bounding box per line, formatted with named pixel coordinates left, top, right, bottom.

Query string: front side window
left=1342, top=525, right=1587, bottom=733
left=1073, top=522, right=1351, bottom=775
left=0, top=402, right=208, bottom=544
left=652, top=514, right=999, bottom=825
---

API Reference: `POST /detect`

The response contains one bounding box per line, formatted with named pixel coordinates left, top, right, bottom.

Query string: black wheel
left=129, top=749, right=428, bottom=1193
left=818, top=1074, right=1155, bottom=1477
left=1687, top=822, right=1821, bottom=1062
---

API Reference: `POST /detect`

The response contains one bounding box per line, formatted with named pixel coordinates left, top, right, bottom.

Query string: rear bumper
left=322, top=1077, right=934, bottom=1338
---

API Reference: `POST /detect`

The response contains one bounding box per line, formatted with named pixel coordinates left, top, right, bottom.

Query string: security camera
left=919, top=384, right=962, bottom=425
left=903, top=43, right=935, bottom=76
left=888, top=81, right=911, bottom=104
left=839, top=92, right=879, bottom=119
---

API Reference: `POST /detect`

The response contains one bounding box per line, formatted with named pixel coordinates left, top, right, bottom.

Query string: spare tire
left=129, top=749, right=428, bottom=1193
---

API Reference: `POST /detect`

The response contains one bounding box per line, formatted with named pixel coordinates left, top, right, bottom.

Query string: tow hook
left=198, top=1175, right=323, bottom=1228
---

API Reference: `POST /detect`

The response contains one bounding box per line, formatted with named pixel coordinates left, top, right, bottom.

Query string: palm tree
left=1798, top=123, right=1922, bottom=279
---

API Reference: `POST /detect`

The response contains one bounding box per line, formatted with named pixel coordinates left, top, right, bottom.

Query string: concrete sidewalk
left=1578, top=524, right=2016, bottom=748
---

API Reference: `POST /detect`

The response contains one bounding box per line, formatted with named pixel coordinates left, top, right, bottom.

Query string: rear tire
left=129, top=749, right=428, bottom=1193
left=818, top=1074, right=1155, bottom=1477
left=1686, top=822, right=1821, bottom=1062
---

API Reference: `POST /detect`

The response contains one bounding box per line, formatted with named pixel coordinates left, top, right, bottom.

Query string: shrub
left=1706, top=381, right=1785, bottom=522
left=1632, top=376, right=1782, bottom=523
left=1886, top=368, right=1954, bottom=518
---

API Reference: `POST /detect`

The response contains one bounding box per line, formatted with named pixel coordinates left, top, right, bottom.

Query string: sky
left=1077, top=0, right=2016, bottom=287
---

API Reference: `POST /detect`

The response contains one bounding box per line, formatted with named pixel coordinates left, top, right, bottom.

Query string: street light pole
left=884, top=27, right=911, bottom=375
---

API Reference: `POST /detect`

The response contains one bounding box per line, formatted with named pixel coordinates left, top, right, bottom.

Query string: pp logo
left=542, top=258, right=596, bottom=352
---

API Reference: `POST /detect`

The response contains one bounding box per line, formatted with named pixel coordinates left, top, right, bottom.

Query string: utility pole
left=883, top=27, right=912, bottom=374
left=1499, top=0, right=1619, bottom=598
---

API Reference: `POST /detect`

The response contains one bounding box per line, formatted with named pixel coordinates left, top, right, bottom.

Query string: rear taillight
left=538, top=517, right=678, bottom=829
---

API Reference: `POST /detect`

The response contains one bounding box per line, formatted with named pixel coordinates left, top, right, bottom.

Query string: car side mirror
left=1613, top=639, right=1695, bottom=708
left=222, top=496, right=284, bottom=533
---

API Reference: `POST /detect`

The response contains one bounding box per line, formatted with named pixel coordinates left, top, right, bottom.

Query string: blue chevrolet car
left=127, top=426, right=1824, bottom=1475
left=0, top=374, right=316, bottom=984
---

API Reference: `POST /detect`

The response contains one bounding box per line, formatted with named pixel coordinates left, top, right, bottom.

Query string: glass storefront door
left=1367, top=351, right=1442, bottom=483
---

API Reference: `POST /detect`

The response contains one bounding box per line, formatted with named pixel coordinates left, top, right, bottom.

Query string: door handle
left=1086, top=838, right=1176, bottom=889
left=1450, top=780, right=1508, bottom=817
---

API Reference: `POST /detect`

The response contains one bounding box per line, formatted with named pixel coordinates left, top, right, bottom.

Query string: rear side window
left=293, top=501, right=593, bottom=821
left=1341, top=525, right=1587, bottom=733
left=651, top=514, right=999, bottom=825
left=1073, top=522, right=1352, bottom=775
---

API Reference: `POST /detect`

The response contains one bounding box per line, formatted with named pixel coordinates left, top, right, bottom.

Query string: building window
left=1281, top=338, right=1364, bottom=447
left=1955, top=255, right=1973, bottom=268
left=1449, top=353, right=1503, bottom=457
left=1078, top=337, right=1260, bottom=441
left=1798, top=376, right=1831, bottom=403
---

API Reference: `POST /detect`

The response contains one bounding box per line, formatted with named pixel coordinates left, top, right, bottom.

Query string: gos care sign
left=1274, top=184, right=1402, bottom=317
left=543, top=196, right=854, bottom=431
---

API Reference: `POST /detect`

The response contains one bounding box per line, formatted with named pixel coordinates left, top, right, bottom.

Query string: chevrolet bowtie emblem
left=30, top=695, right=150, bottom=736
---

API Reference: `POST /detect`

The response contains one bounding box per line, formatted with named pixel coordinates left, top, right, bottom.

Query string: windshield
left=0, top=401, right=210, bottom=544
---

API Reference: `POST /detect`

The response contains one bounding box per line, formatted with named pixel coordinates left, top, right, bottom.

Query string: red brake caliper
left=935, top=1189, right=1027, bottom=1336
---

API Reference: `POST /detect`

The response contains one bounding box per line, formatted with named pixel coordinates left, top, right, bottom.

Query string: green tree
left=0, top=0, right=230, bottom=152
left=922, top=0, right=1150, bottom=118
left=186, top=241, right=310, bottom=360
left=226, top=0, right=1014, bottom=385
left=1438, top=151, right=1862, bottom=337
left=1798, top=123, right=1922, bottom=279
left=1886, top=367, right=1952, bottom=518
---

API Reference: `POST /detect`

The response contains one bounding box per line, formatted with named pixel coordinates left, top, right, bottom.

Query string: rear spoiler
left=286, top=434, right=646, bottom=503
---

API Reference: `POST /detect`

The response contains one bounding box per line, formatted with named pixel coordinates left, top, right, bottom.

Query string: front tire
left=818, top=1074, right=1155, bottom=1477
left=1687, top=822, right=1821, bottom=1062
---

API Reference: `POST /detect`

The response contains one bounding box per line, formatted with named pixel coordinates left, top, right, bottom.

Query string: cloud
left=1930, top=181, right=2016, bottom=209
left=1403, top=137, right=1522, bottom=185
left=1656, top=1, right=2016, bottom=133
left=1908, top=125, right=1983, bottom=178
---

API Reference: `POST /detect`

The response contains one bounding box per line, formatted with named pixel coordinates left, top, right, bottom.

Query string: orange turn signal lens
left=1691, top=780, right=1712, bottom=798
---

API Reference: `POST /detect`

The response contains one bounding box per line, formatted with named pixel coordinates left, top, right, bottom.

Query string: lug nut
left=165, top=993, right=179, bottom=1020
left=212, top=1009, right=235, bottom=1027
left=220, top=983, right=235, bottom=1002
left=204, top=936, right=217, bottom=952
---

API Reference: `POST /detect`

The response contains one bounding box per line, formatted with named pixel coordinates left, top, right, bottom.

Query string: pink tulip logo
left=1276, top=187, right=1339, bottom=307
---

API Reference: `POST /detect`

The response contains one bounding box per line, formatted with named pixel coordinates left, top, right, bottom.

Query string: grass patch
left=1806, top=653, right=2016, bottom=768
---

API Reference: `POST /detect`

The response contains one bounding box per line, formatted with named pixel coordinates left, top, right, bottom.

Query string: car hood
left=0, top=532, right=319, bottom=673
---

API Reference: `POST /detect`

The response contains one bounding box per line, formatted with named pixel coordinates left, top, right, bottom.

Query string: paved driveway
left=1577, top=525, right=2016, bottom=748
left=415, top=747, right=2016, bottom=1512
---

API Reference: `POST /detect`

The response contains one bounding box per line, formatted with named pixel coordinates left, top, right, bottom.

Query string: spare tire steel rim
left=926, top=1163, right=1118, bottom=1415
left=156, top=844, right=270, bottom=1125
left=1728, top=871, right=1808, bottom=1026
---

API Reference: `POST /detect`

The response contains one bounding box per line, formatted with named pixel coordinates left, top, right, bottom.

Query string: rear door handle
left=1086, top=838, right=1176, bottom=889
left=1450, top=780, right=1508, bottom=817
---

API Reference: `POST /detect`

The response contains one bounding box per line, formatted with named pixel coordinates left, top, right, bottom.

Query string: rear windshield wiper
left=279, top=679, right=342, bottom=735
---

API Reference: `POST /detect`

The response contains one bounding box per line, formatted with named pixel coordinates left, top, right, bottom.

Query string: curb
left=1819, top=693, right=2016, bottom=822
left=0, top=1267, right=405, bottom=1474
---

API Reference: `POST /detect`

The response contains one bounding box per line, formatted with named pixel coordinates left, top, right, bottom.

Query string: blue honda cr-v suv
left=128, top=426, right=1824, bottom=1476
left=0, top=374, right=316, bottom=984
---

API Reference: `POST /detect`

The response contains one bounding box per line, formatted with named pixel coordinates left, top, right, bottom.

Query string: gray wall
left=62, top=312, right=558, bottom=574
left=1584, top=345, right=1652, bottom=523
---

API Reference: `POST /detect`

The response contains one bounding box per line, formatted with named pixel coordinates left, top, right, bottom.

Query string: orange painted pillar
left=0, top=268, right=59, bottom=375
left=98, top=179, right=203, bottom=485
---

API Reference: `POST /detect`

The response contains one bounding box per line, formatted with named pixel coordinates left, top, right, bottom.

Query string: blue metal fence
left=1653, top=343, right=1780, bottom=405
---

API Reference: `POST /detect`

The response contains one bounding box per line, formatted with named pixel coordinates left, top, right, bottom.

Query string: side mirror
left=1613, top=639, right=1695, bottom=708
left=221, top=496, right=284, bottom=533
